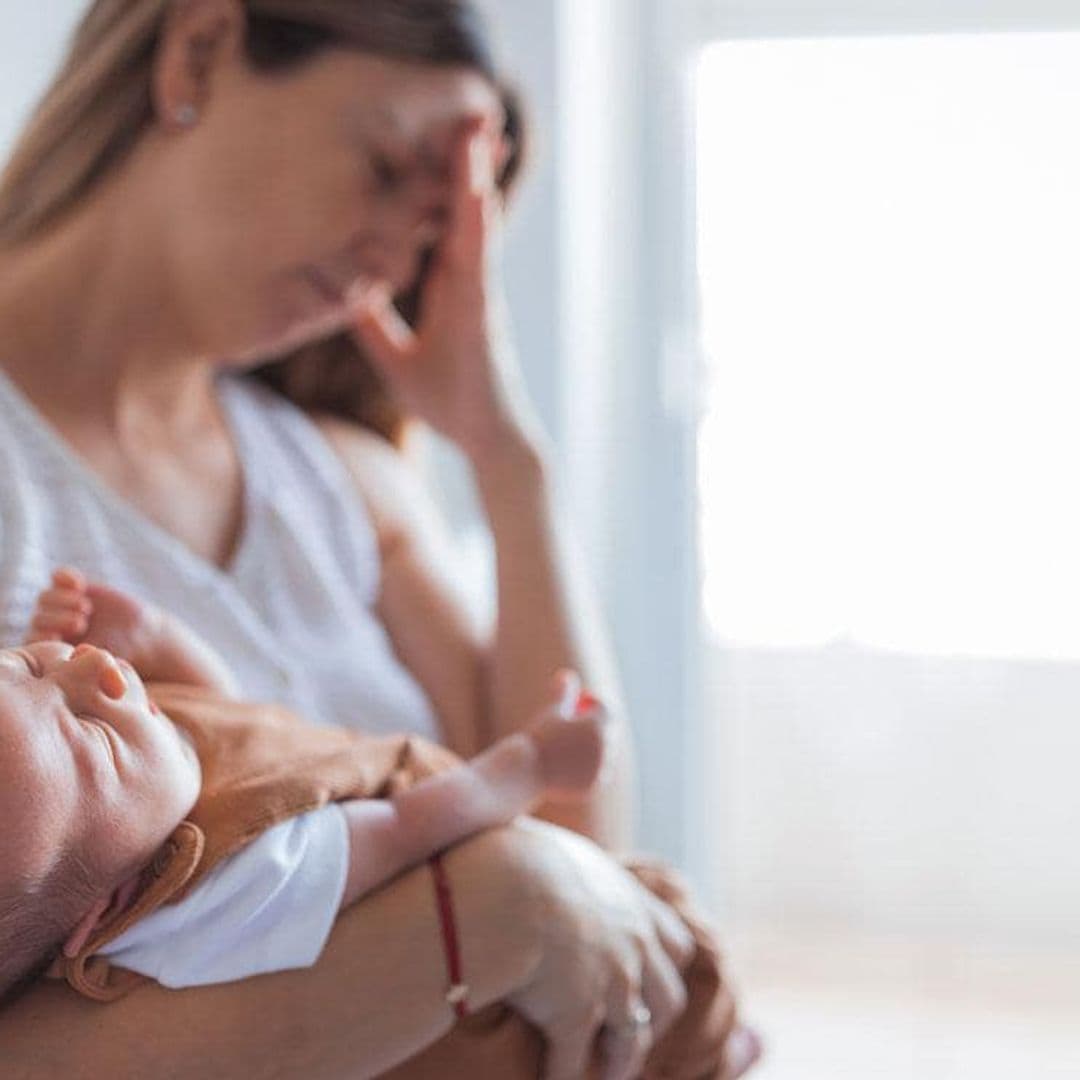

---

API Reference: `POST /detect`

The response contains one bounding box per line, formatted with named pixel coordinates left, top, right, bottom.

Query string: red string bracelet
left=429, top=852, right=469, bottom=1020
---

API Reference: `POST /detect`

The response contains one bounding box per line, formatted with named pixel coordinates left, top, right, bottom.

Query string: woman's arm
left=0, top=827, right=542, bottom=1080
left=342, top=122, right=636, bottom=852
left=320, top=420, right=634, bottom=853
left=469, top=431, right=636, bottom=852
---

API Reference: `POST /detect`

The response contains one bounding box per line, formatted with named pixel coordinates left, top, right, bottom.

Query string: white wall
left=706, top=646, right=1080, bottom=947
left=703, top=0, right=1080, bottom=39
left=0, top=3, right=84, bottom=159
left=472, top=1, right=704, bottom=868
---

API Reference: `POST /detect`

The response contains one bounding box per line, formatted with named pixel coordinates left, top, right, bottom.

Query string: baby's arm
left=339, top=680, right=606, bottom=908
left=27, top=568, right=239, bottom=696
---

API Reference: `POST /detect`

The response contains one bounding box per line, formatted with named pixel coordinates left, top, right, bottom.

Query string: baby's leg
left=338, top=690, right=607, bottom=908
left=521, top=697, right=606, bottom=799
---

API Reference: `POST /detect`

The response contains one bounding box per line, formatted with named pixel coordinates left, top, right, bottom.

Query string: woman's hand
left=497, top=818, right=698, bottom=1080
left=351, top=118, right=539, bottom=462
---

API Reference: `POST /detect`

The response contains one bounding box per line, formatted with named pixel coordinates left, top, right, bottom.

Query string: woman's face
left=150, top=47, right=503, bottom=364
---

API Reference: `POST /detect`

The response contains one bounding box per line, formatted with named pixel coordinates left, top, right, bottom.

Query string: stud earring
left=174, top=104, right=199, bottom=128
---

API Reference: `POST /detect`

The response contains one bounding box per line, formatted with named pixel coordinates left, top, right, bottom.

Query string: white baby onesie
left=100, top=806, right=349, bottom=988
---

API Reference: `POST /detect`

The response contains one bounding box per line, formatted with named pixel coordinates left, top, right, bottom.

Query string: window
left=697, top=32, right=1080, bottom=659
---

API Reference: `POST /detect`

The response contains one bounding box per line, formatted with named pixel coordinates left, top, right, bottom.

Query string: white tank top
left=0, top=367, right=441, bottom=742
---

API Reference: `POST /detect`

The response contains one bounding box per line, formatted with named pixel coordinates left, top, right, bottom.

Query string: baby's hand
left=27, top=567, right=160, bottom=665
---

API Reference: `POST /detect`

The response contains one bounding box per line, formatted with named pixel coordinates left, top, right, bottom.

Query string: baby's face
left=0, top=641, right=201, bottom=896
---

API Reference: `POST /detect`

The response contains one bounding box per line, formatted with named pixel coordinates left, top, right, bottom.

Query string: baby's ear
left=61, top=875, right=142, bottom=959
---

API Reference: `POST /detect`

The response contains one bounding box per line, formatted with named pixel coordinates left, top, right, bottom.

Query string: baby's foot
left=528, top=693, right=608, bottom=798
left=27, top=567, right=157, bottom=665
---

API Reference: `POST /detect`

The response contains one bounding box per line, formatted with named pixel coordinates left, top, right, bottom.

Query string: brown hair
left=0, top=1, right=529, bottom=445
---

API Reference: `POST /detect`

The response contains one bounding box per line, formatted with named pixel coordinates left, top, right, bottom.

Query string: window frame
left=695, top=0, right=1080, bottom=41
left=640, top=0, right=1080, bottom=901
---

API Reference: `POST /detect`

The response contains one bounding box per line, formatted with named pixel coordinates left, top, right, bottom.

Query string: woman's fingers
left=642, top=888, right=697, bottom=973
left=638, top=932, right=689, bottom=1044
left=352, top=288, right=415, bottom=374
left=443, top=119, right=496, bottom=272
left=598, top=976, right=653, bottom=1080
left=723, top=1026, right=765, bottom=1078
left=599, top=927, right=687, bottom=1080
left=541, top=1002, right=605, bottom=1080
left=598, top=1016, right=652, bottom=1080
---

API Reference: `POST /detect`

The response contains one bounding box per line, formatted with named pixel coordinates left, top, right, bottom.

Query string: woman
left=0, top=1, right=758, bottom=1076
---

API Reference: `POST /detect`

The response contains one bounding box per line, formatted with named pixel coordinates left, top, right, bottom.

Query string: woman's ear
left=61, top=875, right=142, bottom=959
left=153, top=0, right=247, bottom=132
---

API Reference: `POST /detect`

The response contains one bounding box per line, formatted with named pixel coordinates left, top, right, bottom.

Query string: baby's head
left=0, top=641, right=200, bottom=1000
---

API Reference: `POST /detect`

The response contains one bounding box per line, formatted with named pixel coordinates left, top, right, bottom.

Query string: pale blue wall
left=0, top=2, right=85, bottom=159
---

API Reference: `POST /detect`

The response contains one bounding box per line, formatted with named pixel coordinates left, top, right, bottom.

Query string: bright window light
left=697, top=33, right=1080, bottom=659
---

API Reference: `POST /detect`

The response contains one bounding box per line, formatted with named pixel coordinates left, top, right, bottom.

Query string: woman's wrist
left=440, top=823, right=547, bottom=1009
left=467, top=424, right=551, bottom=509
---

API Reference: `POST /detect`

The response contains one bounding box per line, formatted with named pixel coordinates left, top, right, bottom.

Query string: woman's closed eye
left=369, top=150, right=409, bottom=194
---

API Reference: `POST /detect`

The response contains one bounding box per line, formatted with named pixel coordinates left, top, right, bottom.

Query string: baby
left=0, top=568, right=607, bottom=1001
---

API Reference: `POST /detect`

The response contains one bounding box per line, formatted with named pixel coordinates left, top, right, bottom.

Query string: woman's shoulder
left=314, top=416, right=435, bottom=557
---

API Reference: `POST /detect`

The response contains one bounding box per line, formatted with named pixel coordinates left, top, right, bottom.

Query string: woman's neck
left=0, top=186, right=217, bottom=437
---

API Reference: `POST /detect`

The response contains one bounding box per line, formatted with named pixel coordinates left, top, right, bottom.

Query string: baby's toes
left=37, top=591, right=91, bottom=621
left=30, top=602, right=90, bottom=642
left=39, top=583, right=90, bottom=608
left=51, top=567, right=87, bottom=592
left=532, top=710, right=608, bottom=796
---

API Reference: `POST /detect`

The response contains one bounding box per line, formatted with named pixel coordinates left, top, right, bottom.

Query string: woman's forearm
left=470, top=432, right=636, bottom=852
left=0, top=828, right=541, bottom=1080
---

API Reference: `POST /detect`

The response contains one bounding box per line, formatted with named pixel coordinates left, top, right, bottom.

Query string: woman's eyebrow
left=374, top=108, right=444, bottom=165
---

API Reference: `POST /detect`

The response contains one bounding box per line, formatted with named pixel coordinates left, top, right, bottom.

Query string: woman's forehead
left=347, top=63, right=502, bottom=139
